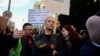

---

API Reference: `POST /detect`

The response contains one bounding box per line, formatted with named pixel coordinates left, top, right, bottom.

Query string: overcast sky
left=0, top=0, right=41, bottom=30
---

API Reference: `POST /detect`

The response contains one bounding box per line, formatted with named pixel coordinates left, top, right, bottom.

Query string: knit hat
left=86, top=15, right=100, bottom=43
left=80, top=30, right=86, bottom=34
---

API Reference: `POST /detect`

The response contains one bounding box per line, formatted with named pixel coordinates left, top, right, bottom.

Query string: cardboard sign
left=45, top=0, right=70, bottom=15
left=0, top=16, right=7, bottom=30
left=28, top=9, right=54, bottom=26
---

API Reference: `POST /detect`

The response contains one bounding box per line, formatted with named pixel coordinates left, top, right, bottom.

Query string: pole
left=53, top=13, right=59, bottom=34
left=4, top=0, right=11, bottom=32
left=4, top=0, right=11, bottom=31
left=8, top=0, right=11, bottom=11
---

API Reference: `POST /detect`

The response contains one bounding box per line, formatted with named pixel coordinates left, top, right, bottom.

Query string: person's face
left=62, top=28, right=69, bottom=37
left=23, top=26, right=33, bottom=36
left=45, top=18, right=54, bottom=30
left=56, top=21, right=61, bottom=29
left=82, top=33, right=87, bottom=38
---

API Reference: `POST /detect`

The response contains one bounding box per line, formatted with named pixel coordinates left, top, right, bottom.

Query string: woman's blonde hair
left=44, top=16, right=54, bottom=24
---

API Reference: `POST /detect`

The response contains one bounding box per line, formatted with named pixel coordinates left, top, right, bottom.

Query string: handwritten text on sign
left=28, top=9, right=54, bottom=25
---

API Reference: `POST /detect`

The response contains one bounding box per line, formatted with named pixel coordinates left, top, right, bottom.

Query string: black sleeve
left=32, top=40, right=38, bottom=56
left=0, top=31, right=6, bottom=55
left=6, top=34, right=18, bottom=50
left=0, top=31, right=18, bottom=55
left=55, top=35, right=65, bottom=56
left=32, top=35, right=40, bottom=56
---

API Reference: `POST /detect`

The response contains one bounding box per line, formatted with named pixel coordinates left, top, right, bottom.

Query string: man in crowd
left=80, top=12, right=100, bottom=56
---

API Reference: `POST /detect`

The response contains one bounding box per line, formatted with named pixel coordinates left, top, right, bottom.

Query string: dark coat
left=79, top=39, right=100, bottom=56
left=21, top=37, right=33, bottom=56
left=61, top=39, right=70, bottom=56
left=6, top=36, right=33, bottom=56
left=32, top=33, right=64, bottom=56
left=0, top=30, right=13, bottom=56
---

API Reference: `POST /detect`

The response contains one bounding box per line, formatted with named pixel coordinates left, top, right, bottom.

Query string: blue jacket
left=79, top=39, right=100, bottom=56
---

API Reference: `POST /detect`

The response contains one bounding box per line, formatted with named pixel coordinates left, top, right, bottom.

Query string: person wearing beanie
left=79, top=12, right=100, bottom=56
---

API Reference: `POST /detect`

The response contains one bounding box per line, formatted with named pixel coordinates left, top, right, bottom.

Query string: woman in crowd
left=32, top=16, right=64, bottom=56
left=61, top=25, right=81, bottom=56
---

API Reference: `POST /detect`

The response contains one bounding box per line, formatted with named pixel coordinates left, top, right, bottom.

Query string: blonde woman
left=32, top=16, right=64, bottom=56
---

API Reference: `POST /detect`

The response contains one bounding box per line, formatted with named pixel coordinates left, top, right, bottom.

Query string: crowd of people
left=0, top=12, right=100, bottom=56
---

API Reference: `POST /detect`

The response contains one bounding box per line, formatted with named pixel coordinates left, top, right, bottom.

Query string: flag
left=13, top=38, right=22, bottom=56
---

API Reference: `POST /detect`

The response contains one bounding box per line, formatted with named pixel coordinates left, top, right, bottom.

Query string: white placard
left=45, top=0, right=70, bottom=15
left=28, top=9, right=54, bottom=26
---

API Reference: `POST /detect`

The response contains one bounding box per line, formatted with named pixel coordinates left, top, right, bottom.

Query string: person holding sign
left=32, top=16, right=64, bottom=56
